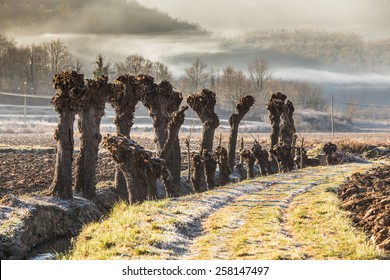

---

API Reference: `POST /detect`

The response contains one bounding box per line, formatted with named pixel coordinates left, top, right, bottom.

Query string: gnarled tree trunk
left=279, top=100, right=296, bottom=171
left=251, top=142, right=272, bottom=176
left=74, top=77, right=112, bottom=199
left=190, top=152, right=204, bottom=193
left=102, top=135, right=164, bottom=204
left=202, top=149, right=217, bottom=190
left=109, top=75, right=139, bottom=201
left=214, top=145, right=231, bottom=185
left=267, top=92, right=296, bottom=173
left=227, top=95, right=255, bottom=170
left=187, top=89, right=220, bottom=153
left=240, top=149, right=255, bottom=179
left=323, top=142, right=338, bottom=165
left=137, top=76, right=183, bottom=195
left=294, top=147, right=309, bottom=169
left=50, top=71, right=85, bottom=200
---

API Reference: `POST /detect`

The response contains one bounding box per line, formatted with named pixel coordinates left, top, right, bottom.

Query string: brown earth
left=0, top=151, right=116, bottom=198
left=0, top=132, right=389, bottom=199
left=0, top=132, right=389, bottom=259
left=338, top=165, right=390, bottom=251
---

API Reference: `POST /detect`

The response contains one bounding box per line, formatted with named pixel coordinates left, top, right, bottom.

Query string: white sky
left=137, top=0, right=390, bottom=39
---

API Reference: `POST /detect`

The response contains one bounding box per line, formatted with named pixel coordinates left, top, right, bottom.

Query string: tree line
left=0, top=34, right=326, bottom=113
left=228, top=29, right=390, bottom=70
left=51, top=70, right=305, bottom=204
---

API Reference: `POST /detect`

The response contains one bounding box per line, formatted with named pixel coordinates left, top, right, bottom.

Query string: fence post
left=331, top=95, right=334, bottom=138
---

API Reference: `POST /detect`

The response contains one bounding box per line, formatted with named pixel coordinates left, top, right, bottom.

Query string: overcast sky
left=138, top=0, right=390, bottom=39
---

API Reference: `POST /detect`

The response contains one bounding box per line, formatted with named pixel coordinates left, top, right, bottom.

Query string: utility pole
left=331, top=95, right=334, bottom=138
left=24, top=81, right=27, bottom=123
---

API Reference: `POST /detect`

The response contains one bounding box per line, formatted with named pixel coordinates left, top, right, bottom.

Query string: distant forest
left=224, top=29, right=390, bottom=70
left=1, top=0, right=389, bottom=119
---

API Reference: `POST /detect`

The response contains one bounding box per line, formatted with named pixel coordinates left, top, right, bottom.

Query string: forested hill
left=0, top=0, right=205, bottom=35
left=221, top=29, right=390, bottom=70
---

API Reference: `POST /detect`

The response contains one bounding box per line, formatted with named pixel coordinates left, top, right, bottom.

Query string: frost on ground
left=0, top=189, right=119, bottom=260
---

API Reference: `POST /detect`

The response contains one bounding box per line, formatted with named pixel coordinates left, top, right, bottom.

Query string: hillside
left=0, top=0, right=205, bottom=35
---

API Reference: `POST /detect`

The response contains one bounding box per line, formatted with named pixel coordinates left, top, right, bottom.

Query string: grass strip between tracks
left=63, top=162, right=388, bottom=260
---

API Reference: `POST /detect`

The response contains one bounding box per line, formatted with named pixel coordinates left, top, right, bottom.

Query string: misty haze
left=2, top=0, right=390, bottom=266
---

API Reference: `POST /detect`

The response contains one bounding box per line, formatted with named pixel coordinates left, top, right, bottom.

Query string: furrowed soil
left=338, top=165, right=390, bottom=251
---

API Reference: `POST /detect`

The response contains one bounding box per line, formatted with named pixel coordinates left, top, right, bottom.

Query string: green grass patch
left=63, top=200, right=174, bottom=260
left=286, top=170, right=387, bottom=259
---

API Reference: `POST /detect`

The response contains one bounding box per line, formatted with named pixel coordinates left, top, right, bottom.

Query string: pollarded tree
left=190, top=152, right=203, bottom=193
left=202, top=149, right=217, bottom=190
left=187, top=89, right=220, bottom=153
left=251, top=142, right=272, bottom=176
left=50, top=71, right=85, bottom=199
left=240, top=149, right=255, bottom=179
left=213, top=145, right=231, bottom=186
left=227, top=95, right=255, bottom=170
left=102, top=135, right=172, bottom=204
left=137, top=75, right=185, bottom=195
left=74, top=76, right=113, bottom=199
left=109, top=75, right=140, bottom=201
left=279, top=100, right=296, bottom=171
left=267, top=92, right=296, bottom=172
left=267, top=92, right=286, bottom=150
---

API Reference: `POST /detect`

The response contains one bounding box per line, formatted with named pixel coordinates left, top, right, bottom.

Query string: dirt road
left=68, top=161, right=388, bottom=260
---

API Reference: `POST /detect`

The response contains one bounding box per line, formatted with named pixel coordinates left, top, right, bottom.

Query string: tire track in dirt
left=183, top=163, right=378, bottom=260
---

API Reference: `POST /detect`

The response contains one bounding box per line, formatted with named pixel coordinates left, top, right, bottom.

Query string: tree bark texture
left=137, top=75, right=183, bottom=191
left=50, top=108, right=76, bottom=200
left=190, top=152, right=204, bottom=193
left=267, top=92, right=285, bottom=149
left=240, top=149, right=255, bottom=179
left=251, top=142, right=273, bottom=176
left=202, top=149, right=217, bottom=190
left=150, top=158, right=175, bottom=198
left=227, top=95, right=255, bottom=170
left=50, top=71, right=85, bottom=200
left=187, top=89, right=220, bottom=153
left=267, top=92, right=296, bottom=173
left=213, top=146, right=231, bottom=185
left=279, top=100, right=296, bottom=171
left=109, top=75, right=140, bottom=201
left=323, top=142, right=338, bottom=165
left=102, top=135, right=161, bottom=204
left=74, top=77, right=112, bottom=199
left=294, top=147, right=309, bottom=169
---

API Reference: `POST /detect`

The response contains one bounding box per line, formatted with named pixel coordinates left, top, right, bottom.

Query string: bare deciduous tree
left=219, top=66, right=250, bottom=108
left=43, top=39, right=73, bottom=77
left=115, top=54, right=153, bottom=76
left=184, top=57, right=209, bottom=92
left=248, top=58, right=271, bottom=93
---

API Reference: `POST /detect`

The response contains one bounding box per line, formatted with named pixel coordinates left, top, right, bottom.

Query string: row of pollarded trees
left=50, top=70, right=300, bottom=204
